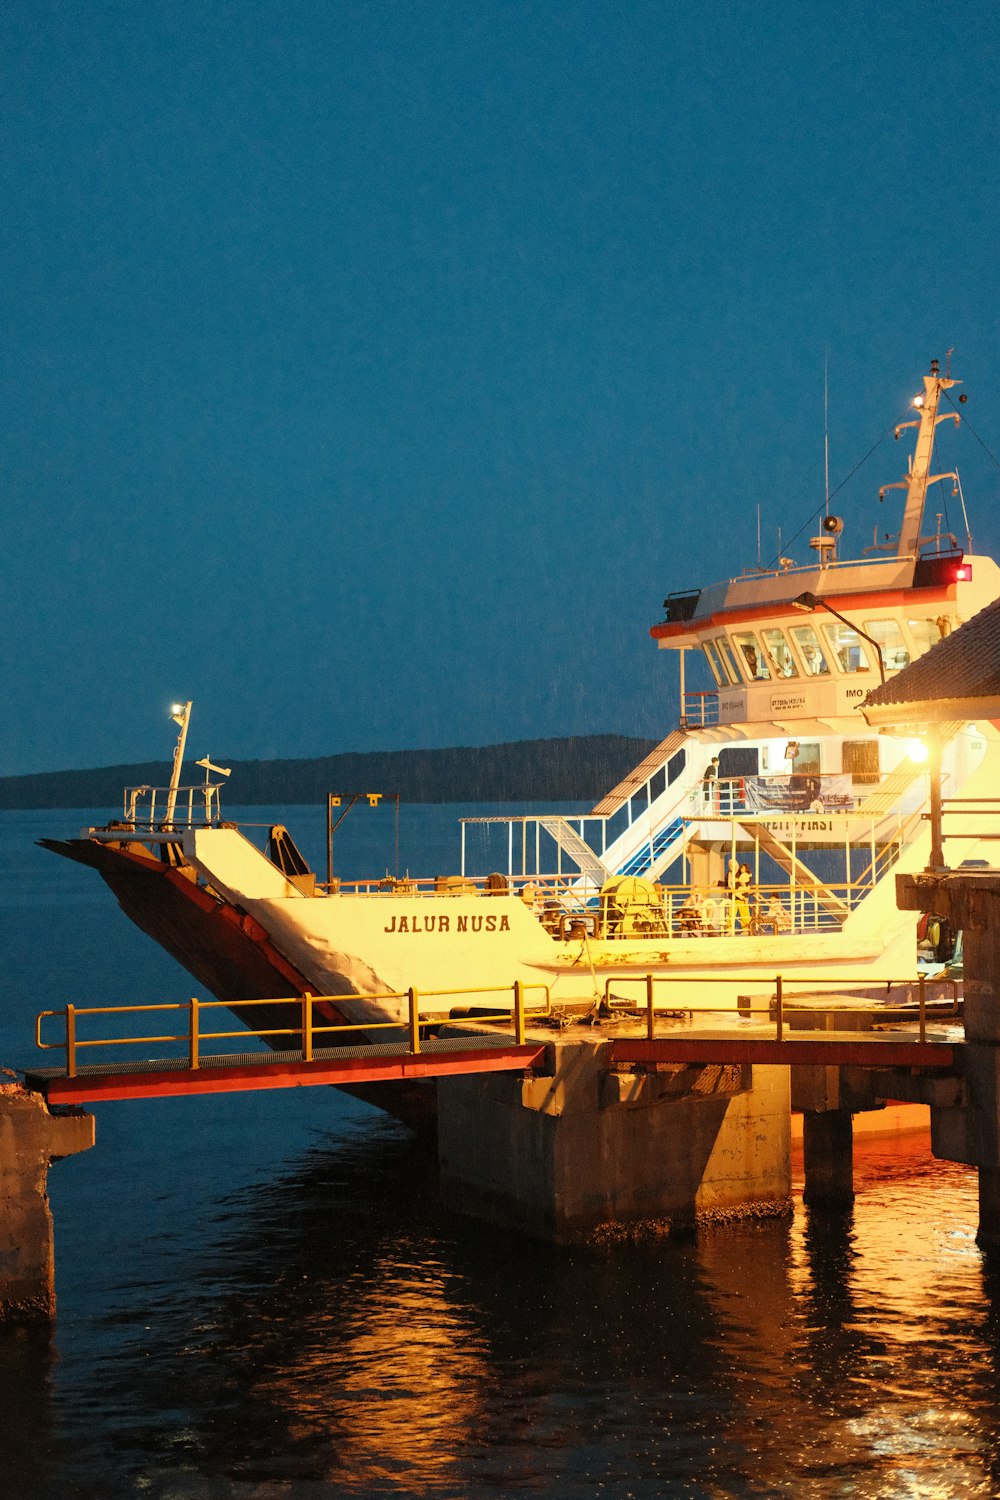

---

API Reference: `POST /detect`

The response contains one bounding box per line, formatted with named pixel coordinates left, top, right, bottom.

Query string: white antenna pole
left=824, top=350, right=830, bottom=514
left=165, top=701, right=192, bottom=829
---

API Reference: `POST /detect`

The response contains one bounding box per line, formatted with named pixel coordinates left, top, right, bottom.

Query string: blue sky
left=2, top=0, right=999, bottom=774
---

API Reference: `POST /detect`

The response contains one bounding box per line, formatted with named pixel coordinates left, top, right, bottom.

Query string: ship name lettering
left=383, top=912, right=510, bottom=934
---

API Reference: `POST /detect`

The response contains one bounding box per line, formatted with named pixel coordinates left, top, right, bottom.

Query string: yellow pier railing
left=35, top=982, right=553, bottom=1080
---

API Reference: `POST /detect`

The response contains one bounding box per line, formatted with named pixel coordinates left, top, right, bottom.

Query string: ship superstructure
left=44, top=362, right=999, bottom=1029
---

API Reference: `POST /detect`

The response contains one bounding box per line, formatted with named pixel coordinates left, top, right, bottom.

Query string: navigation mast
left=880, top=358, right=962, bottom=557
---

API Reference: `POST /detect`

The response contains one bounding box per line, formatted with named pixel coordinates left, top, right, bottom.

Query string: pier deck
left=23, top=1035, right=547, bottom=1104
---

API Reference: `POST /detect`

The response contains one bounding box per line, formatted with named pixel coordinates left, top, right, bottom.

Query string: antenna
left=823, top=350, right=830, bottom=515
left=195, top=756, right=232, bottom=780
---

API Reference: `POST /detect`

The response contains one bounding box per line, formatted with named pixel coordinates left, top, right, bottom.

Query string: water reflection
left=0, top=1325, right=57, bottom=1498
left=33, top=1126, right=994, bottom=1498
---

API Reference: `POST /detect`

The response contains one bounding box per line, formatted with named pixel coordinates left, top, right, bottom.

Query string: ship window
left=908, top=616, right=950, bottom=659
left=789, top=624, right=831, bottom=676
left=789, top=740, right=821, bottom=775
left=761, top=627, right=797, bottom=677
left=821, top=622, right=872, bottom=674
left=714, top=636, right=742, bottom=684
left=649, top=766, right=666, bottom=802
left=732, top=631, right=771, bottom=681
left=864, top=619, right=910, bottom=672
left=701, top=640, right=724, bottom=686
left=667, top=749, right=686, bottom=784
left=843, top=739, right=880, bottom=784
left=718, top=745, right=760, bottom=779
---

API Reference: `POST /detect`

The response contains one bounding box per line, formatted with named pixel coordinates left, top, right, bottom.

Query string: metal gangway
left=25, top=984, right=551, bottom=1105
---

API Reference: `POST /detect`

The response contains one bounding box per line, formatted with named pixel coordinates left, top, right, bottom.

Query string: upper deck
left=649, top=359, right=998, bottom=732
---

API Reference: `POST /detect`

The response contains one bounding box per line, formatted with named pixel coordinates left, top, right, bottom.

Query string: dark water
left=3, top=807, right=1000, bottom=1498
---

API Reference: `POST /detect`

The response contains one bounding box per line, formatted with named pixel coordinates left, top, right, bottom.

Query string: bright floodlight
left=171, top=703, right=184, bottom=715
left=912, top=394, right=925, bottom=408
left=906, top=738, right=930, bottom=764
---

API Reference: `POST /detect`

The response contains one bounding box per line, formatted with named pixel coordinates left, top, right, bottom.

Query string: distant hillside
left=0, top=735, right=659, bottom=811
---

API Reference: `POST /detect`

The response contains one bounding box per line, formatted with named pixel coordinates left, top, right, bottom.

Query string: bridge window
left=761, top=627, right=797, bottom=677
left=732, top=631, right=771, bottom=681
left=701, top=640, right=725, bottom=686
left=667, top=749, right=686, bottom=784
left=821, top=621, right=873, bottom=674
left=789, top=624, right=831, bottom=675
left=864, top=619, right=910, bottom=672
left=649, top=766, right=666, bottom=802
left=908, top=616, right=950, bottom=659
left=715, top=637, right=742, bottom=684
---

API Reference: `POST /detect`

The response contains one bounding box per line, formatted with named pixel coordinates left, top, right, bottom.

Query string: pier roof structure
left=862, top=595, right=1000, bottom=728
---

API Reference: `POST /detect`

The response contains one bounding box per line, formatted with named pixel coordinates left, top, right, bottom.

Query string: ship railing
left=601, top=972, right=961, bottom=1045
left=121, top=783, right=225, bottom=831
left=457, top=782, right=915, bottom=885
left=617, top=880, right=872, bottom=941
left=312, top=872, right=872, bottom=938
left=35, top=982, right=554, bottom=1078
left=695, top=769, right=879, bottom=819
left=725, top=550, right=917, bottom=584
left=680, top=690, right=719, bottom=727
left=319, top=870, right=599, bottom=918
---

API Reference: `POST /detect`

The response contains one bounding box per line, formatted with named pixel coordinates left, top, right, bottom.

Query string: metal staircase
left=591, top=729, right=689, bottom=816
left=537, top=818, right=612, bottom=888
left=616, top=817, right=686, bottom=879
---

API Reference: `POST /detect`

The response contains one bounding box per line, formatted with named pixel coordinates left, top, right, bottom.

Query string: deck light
left=905, top=738, right=929, bottom=764
left=791, top=593, right=886, bottom=685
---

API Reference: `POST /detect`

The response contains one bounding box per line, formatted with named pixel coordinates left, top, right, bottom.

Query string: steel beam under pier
left=23, top=1037, right=547, bottom=1106
left=608, top=1035, right=957, bottom=1070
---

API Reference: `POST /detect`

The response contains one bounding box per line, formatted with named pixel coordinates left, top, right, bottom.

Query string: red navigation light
left=913, top=553, right=972, bottom=588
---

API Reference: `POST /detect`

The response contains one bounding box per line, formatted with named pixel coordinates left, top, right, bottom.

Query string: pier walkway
left=22, top=973, right=961, bottom=1105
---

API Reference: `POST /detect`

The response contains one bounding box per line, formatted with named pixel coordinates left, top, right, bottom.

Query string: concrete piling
left=898, top=871, right=1000, bottom=1247
left=0, top=1083, right=95, bottom=1322
left=801, top=1110, right=855, bottom=1208
left=437, top=1035, right=792, bottom=1242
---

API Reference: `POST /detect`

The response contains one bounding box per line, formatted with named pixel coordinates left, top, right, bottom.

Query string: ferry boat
left=44, top=360, right=998, bottom=1035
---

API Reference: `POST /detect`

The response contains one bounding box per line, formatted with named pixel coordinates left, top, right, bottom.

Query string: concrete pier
left=437, top=1034, right=792, bottom=1242
left=898, top=870, right=1000, bottom=1246
left=0, top=1083, right=95, bottom=1321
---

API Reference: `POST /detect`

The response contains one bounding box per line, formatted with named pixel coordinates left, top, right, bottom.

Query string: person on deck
left=702, top=757, right=719, bottom=810
left=734, top=863, right=753, bottom=932
left=764, top=892, right=792, bottom=933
